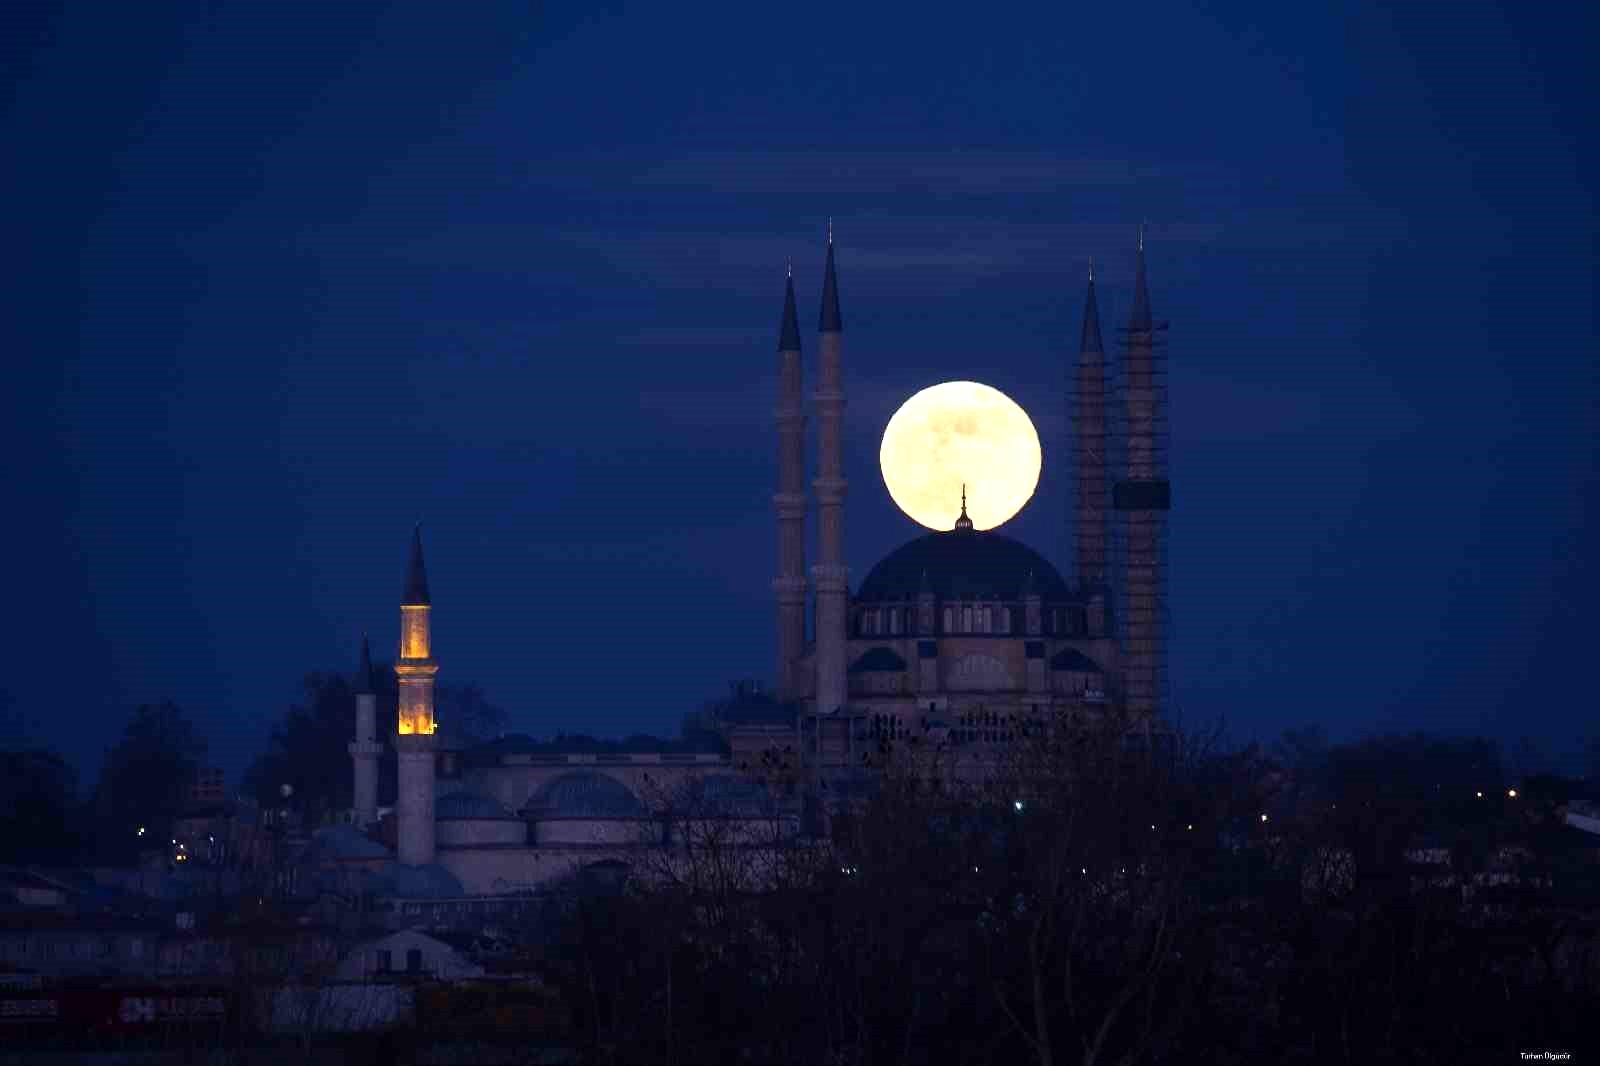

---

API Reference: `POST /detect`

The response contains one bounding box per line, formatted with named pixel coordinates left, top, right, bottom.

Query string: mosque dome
left=855, top=528, right=1072, bottom=603
left=531, top=772, right=649, bottom=818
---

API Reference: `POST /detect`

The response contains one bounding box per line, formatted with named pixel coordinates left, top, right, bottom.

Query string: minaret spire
left=812, top=228, right=849, bottom=717
left=819, top=228, right=843, bottom=333
left=404, top=523, right=430, bottom=606
left=954, top=485, right=974, bottom=531
left=349, top=634, right=381, bottom=827
left=354, top=633, right=375, bottom=695
left=773, top=267, right=808, bottom=698
left=1075, top=256, right=1110, bottom=591
left=1130, top=226, right=1152, bottom=331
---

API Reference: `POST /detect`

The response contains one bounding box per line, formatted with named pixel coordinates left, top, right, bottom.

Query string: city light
left=1260, top=813, right=1268, bottom=823
left=1013, top=800, right=1024, bottom=812
left=1508, top=789, right=1518, bottom=799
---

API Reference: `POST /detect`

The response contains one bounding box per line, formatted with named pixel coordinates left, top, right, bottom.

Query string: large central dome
left=855, top=527, right=1072, bottom=603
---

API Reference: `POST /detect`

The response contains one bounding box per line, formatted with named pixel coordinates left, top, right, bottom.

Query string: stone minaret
left=1115, top=228, right=1170, bottom=718
left=1075, top=260, right=1110, bottom=591
left=811, top=231, right=849, bottom=716
left=348, top=634, right=381, bottom=828
left=773, top=266, right=807, bottom=699
left=394, top=525, right=438, bottom=866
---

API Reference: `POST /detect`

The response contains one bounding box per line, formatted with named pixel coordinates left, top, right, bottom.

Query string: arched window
left=962, top=606, right=973, bottom=632
left=943, top=607, right=953, bottom=633
left=999, top=607, right=1011, bottom=634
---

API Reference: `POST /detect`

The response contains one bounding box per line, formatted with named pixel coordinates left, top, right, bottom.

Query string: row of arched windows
left=854, top=604, right=1090, bottom=637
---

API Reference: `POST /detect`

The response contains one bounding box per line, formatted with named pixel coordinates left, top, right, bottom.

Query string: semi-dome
left=855, top=528, right=1072, bottom=603
left=531, top=772, right=649, bottom=818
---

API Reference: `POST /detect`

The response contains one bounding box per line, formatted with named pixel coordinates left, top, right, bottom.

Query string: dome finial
left=954, top=485, right=974, bottom=531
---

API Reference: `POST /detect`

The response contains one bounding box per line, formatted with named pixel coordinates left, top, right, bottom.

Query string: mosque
left=314, top=231, right=1171, bottom=901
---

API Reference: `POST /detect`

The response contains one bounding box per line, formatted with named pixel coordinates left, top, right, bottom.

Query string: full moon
left=879, top=381, right=1042, bottom=531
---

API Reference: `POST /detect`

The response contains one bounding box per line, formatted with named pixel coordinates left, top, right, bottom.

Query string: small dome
left=382, top=862, right=464, bottom=899
left=435, top=790, right=514, bottom=820
left=849, top=647, right=908, bottom=673
left=532, top=772, right=648, bottom=818
left=1050, top=647, right=1104, bottom=673
left=856, top=529, right=1071, bottom=603
left=305, top=824, right=390, bottom=862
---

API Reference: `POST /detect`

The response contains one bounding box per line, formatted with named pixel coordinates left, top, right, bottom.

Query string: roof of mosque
left=470, top=731, right=729, bottom=764
left=435, top=790, right=516, bottom=820
left=531, top=771, right=649, bottom=818
left=856, top=528, right=1072, bottom=603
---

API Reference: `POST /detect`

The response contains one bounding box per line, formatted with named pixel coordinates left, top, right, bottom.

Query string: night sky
left=4, top=2, right=1593, bottom=784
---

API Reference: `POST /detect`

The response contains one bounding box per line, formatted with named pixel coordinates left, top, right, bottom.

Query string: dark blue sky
left=4, top=1, right=1593, bottom=784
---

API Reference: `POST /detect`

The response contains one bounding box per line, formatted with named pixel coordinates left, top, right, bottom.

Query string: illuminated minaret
left=1115, top=227, right=1170, bottom=718
left=773, top=264, right=808, bottom=699
left=394, top=525, right=438, bottom=866
left=1075, top=259, right=1110, bottom=591
left=811, top=228, right=848, bottom=716
left=348, top=634, right=381, bottom=828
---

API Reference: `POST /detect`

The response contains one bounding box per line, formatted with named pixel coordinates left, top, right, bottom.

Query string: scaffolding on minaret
left=1072, top=260, right=1111, bottom=595
left=1112, top=230, right=1171, bottom=720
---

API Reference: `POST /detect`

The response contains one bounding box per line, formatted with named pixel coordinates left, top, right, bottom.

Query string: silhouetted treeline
left=0, top=671, right=507, bottom=866
left=242, top=668, right=505, bottom=823
left=526, top=720, right=1600, bottom=1065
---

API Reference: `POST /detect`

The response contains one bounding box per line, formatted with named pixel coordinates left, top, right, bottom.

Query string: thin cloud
left=632, top=151, right=1155, bottom=194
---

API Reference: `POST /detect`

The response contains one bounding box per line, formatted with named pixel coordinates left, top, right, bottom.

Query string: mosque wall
left=436, top=818, right=526, bottom=847
left=465, top=760, right=731, bottom=814
left=534, top=818, right=660, bottom=846
left=437, top=845, right=632, bottom=896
